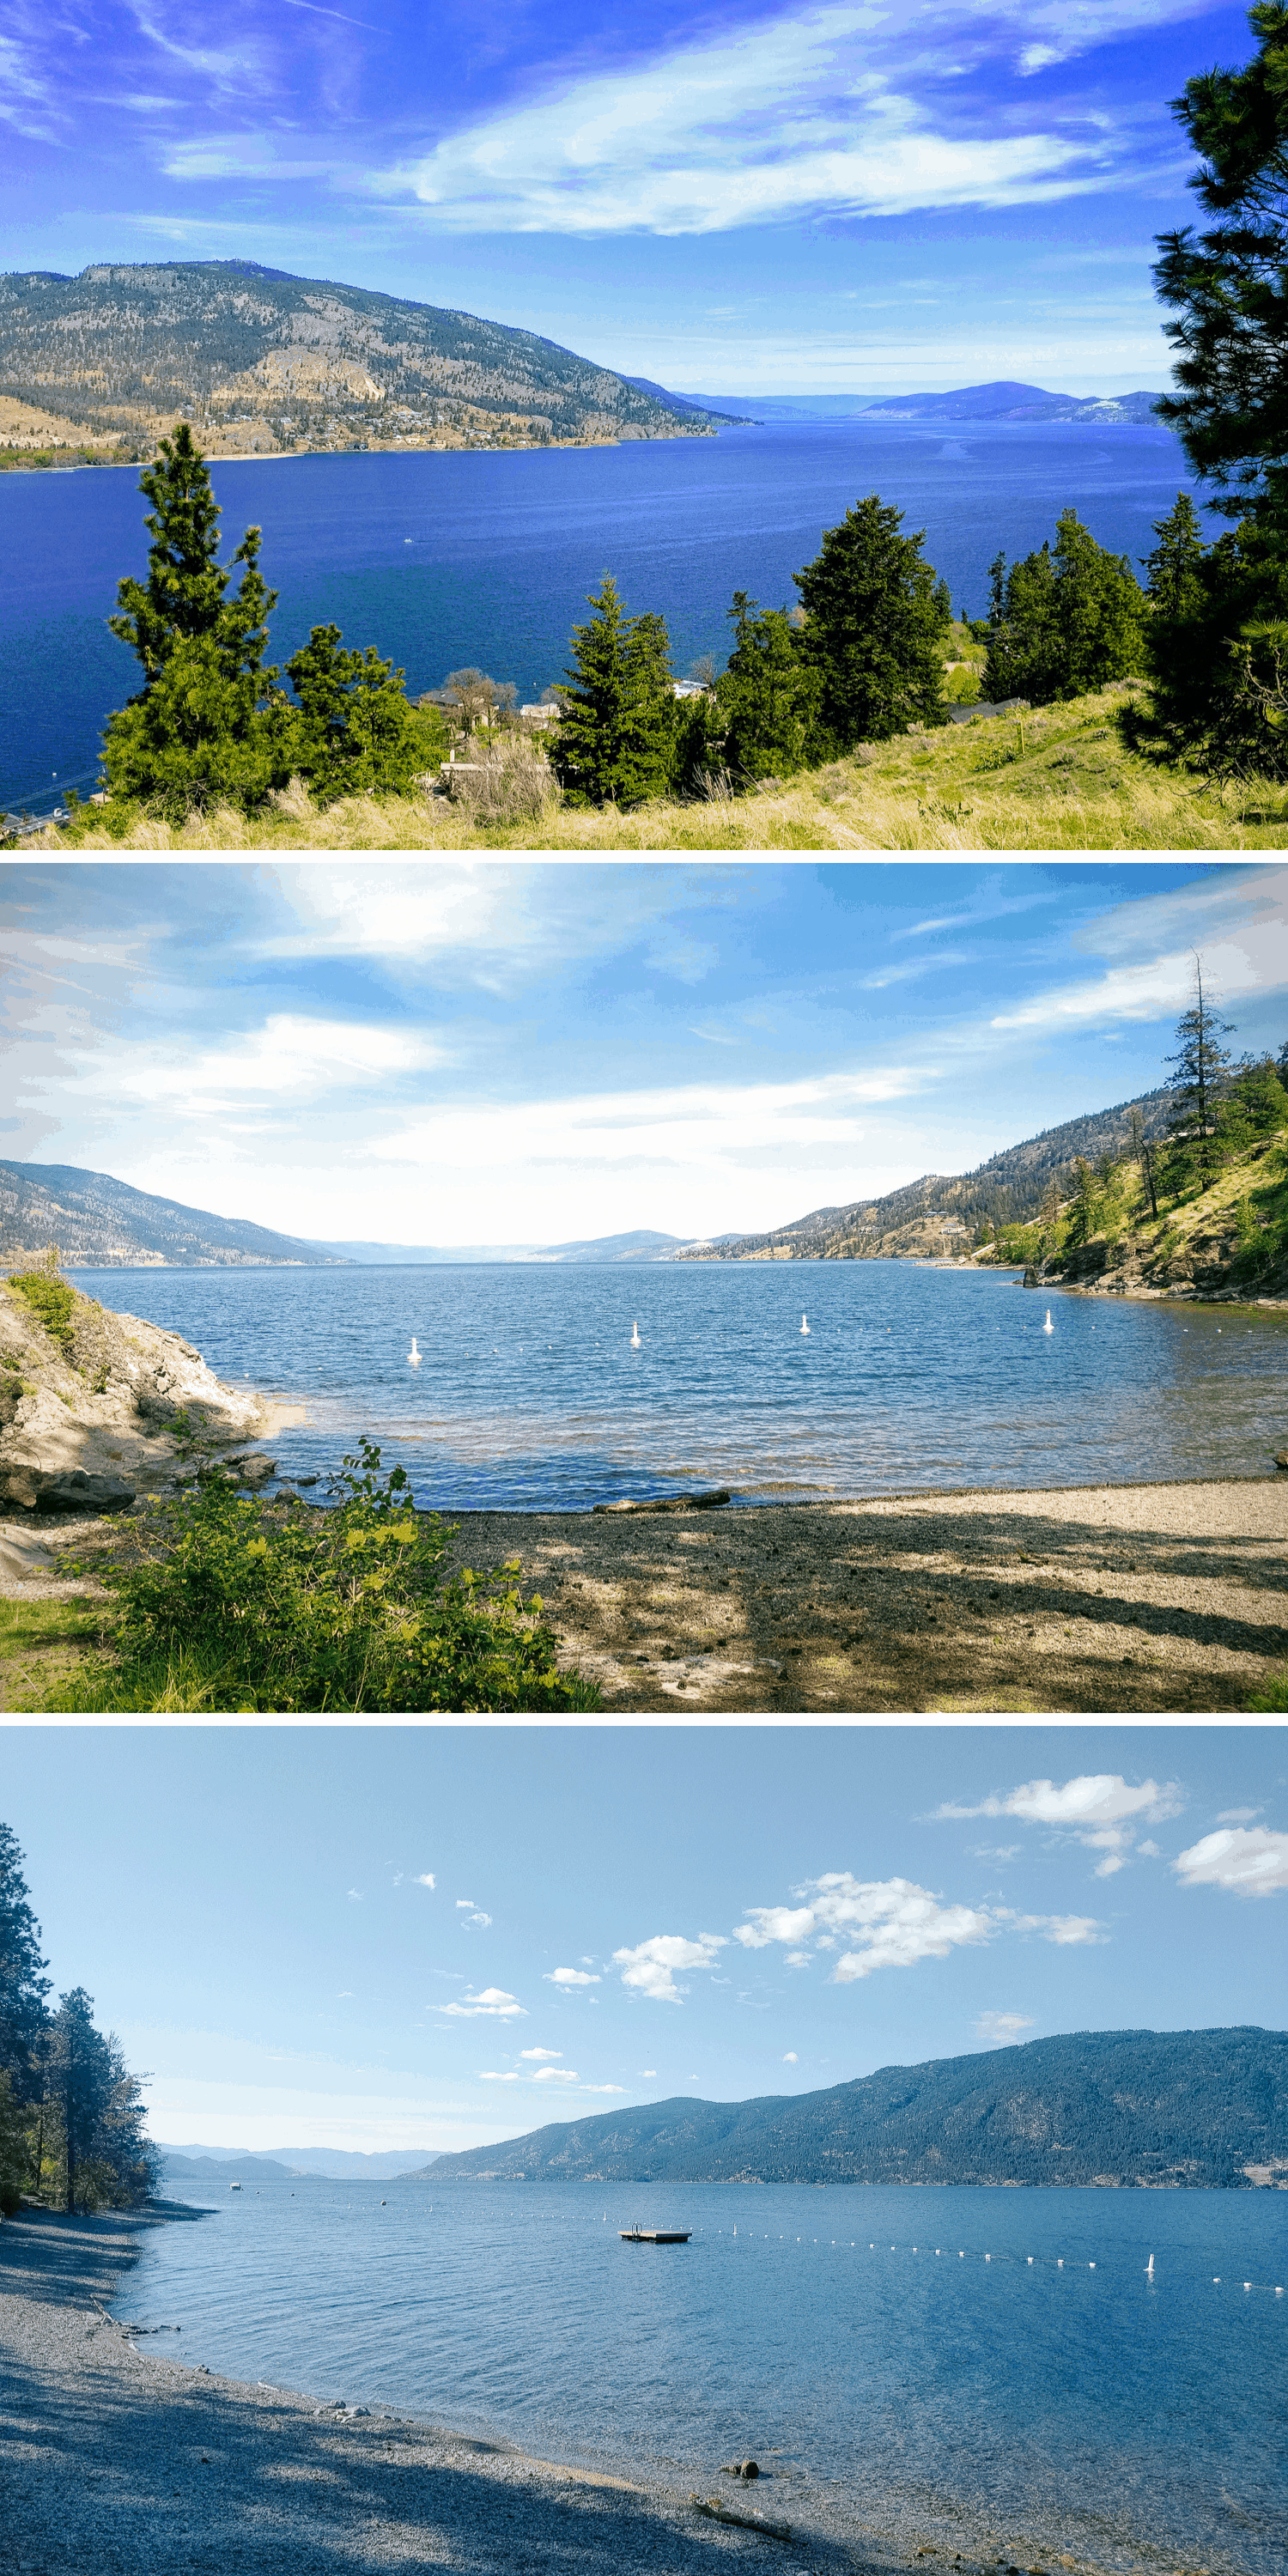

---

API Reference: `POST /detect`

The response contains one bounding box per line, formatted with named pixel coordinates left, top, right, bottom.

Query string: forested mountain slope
left=679, top=1090, right=1176, bottom=1261
left=0, top=1161, right=340, bottom=1267
left=0, top=263, right=732, bottom=457
left=418, top=2028, right=1287, bottom=2188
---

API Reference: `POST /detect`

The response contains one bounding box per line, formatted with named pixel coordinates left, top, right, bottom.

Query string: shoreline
left=0, top=2203, right=1250, bottom=2576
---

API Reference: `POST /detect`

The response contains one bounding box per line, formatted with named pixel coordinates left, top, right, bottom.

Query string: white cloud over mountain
left=937, top=1773, right=1182, bottom=1875
left=1174, top=1827, right=1288, bottom=1896
left=612, top=1933, right=728, bottom=2002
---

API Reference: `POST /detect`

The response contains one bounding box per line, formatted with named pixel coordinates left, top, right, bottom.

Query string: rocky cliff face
left=0, top=1273, right=273, bottom=1512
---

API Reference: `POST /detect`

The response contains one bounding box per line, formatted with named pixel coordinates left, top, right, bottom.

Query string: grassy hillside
left=418, top=2026, right=1287, bottom=2187
left=35, top=685, right=1288, bottom=850
left=0, top=261, right=727, bottom=459
left=990, top=1130, right=1288, bottom=1302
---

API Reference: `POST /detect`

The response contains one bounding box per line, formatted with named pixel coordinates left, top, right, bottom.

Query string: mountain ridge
left=677, top=1088, right=1177, bottom=1263
left=413, top=2028, right=1288, bottom=2190
left=0, top=261, right=738, bottom=460
left=0, top=1161, right=343, bottom=1268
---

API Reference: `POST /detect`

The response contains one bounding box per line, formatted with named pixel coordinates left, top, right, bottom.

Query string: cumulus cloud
left=478, top=2070, right=520, bottom=2081
left=733, top=1874, right=1102, bottom=1980
left=783, top=2051, right=799, bottom=2064
left=612, top=1933, right=727, bottom=2003
left=413, top=1872, right=435, bottom=1888
left=544, top=1967, right=600, bottom=1987
left=520, top=2048, right=562, bottom=2063
left=533, top=2066, right=580, bottom=2082
left=937, top=1772, right=1182, bottom=1874
left=975, top=2009, right=1036, bottom=2042
left=641, top=2069, right=658, bottom=2078
left=1174, top=1826, right=1288, bottom=1896
left=440, top=1987, right=526, bottom=2019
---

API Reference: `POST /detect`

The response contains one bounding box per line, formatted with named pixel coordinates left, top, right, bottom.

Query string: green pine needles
left=552, top=575, right=677, bottom=805
left=101, top=425, right=429, bottom=819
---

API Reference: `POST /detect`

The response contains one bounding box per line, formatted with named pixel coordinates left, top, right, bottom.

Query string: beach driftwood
left=690, top=2494, right=794, bottom=2542
left=592, top=1490, right=732, bottom=1516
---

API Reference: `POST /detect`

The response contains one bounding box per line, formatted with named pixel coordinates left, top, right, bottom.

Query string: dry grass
left=29, top=683, right=1288, bottom=850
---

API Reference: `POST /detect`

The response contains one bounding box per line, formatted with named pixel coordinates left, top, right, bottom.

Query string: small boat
left=229, top=2181, right=241, bottom=2190
left=620, top=2227, right=690, bottom=2244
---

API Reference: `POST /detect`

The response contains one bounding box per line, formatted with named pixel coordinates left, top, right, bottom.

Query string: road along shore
left=0, top=2205, right=1223, bottom=2576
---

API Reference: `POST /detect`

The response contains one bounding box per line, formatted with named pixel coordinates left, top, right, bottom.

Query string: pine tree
left=1166, top=956, right=1237, bottom=1187
left=793, top=495, right=949, bottom=749
left=285, top=626, right=426, bottom=801
left=0, top=1823, right=50, bottom=2107
left=1144, top=494, right=1209, bottom=621
left=1153, top=3, right=1288, bottom=510
left=46, top=1989, right=157, bottom=2214
left=552, top=577, right=675, bottom=805
left=985, top=511, right=1146, bottom=703
left=102, top=424, right=289, bottom=814
left=717, top=592, right=819, bottom=781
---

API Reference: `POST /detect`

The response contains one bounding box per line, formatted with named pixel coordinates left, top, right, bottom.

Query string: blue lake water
left=115, top=2178, right=1288, bottom=2573
left=68, top=1261, right=1288, bottom=1513
left=1, top=416, right=1201, bottom=812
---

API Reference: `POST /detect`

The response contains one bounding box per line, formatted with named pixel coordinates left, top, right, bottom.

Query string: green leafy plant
left=54, top=1442, right=598, bottom=1712
left=7, top=1270, right=76, bottom=1353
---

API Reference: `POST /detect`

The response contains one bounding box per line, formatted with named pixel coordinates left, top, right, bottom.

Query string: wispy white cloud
left=413, top=1872, right=435, bottom=1889
left=440, top=1987, right=526, bottom=2019
left=544, top=1966, right=600, bottom=1987
left=938, top=1772, right=1182, bottom=1876
left=478, top=2069, right=520, bottom=2081
left=520, top=2047, right=562, bottom=2062
left=1174, top=1826, right=1288, bottom=1897
left=975, top=2009, right=1035, bottom=2041
left=612, top=1933, right=727, bottom=2003
left=532, top=2064, right=580, bottom=2081
left=782, top=2050, right=799, bottom=2064
left=371, top=0, right=1208, bottom=237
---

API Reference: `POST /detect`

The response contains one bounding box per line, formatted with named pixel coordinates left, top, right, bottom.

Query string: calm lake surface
left=68, top=1261, right=1288, bottom=1512
left=2, top=416, right=1199, bottom=811
left=116, top=2178, right=1288, bottom=2573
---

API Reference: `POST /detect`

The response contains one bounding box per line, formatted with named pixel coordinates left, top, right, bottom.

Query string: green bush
left=56, top=1443, right=598, bottom=1713
left=8, top=1270, right=76, bottom=1353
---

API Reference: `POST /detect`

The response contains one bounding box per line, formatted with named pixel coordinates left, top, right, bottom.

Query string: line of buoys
left=680, top=2233, right=1283, bottom=2292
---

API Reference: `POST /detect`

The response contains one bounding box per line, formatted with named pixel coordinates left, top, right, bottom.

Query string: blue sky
left=5, top=860, right=1288, bottom=1248
left=3, top=1725, right=1285, bottom=2152
left=0, top=0, right=1262, bottom=392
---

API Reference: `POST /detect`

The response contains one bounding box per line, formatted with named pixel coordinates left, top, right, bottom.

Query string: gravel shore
left=443, top=1477, right=1288, bottom=1712
left=0, top=2207, right=1217, bottom=2576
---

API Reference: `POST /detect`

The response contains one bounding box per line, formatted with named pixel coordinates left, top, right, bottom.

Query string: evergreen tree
left=1230, top=1051, right=1288, bottom=1134
left=102, top=425, right=292, bottom=814
left=552, top=577, right=675, bottom=805
left=670, top=691, right=728, bottom=796
left=0, top=1823, right=50, bottom=2107
left=716, top=592, right=819, bottom=781
left=984, top=510, right=1147, bottom=703
left=1125, top=505, right=1288, bottom=775
left=1153, top=3, right=1288, bottom=509
left=793, top=495, right=949, bottom=749
left=1068, top=1157, right=1098, bottom=1246
left=1166, top=957, right=1237, bottom=1187
left=46, top=1990, right=158, bottom=2215
left=1144, top=494, right=1209, bottom=620
left=284, top=626, right=426, bottom=801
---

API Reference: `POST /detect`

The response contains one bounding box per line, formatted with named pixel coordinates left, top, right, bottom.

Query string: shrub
left=984, top=510, right=1146, bottom=705
left=57, top=1443, right=598, bottom=1712
left=8, top=1269, right=76, bottom=1353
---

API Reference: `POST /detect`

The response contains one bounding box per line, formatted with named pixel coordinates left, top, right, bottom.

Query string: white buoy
left=1042, top=1309, right=1054, bottom=1334
left=630, top=1321, right=641, bottom=1349
left=408, top=1338, right=422, bottom=1365
left=800, top=1313, right=811, bottom=1334
left=1146, top=2253, right=1154, bottom=2276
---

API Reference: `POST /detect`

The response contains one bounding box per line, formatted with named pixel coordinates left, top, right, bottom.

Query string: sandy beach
left=0, top=2205, right=1230, bottom=2576
left=443, top=1477, right=1288, bottom=1712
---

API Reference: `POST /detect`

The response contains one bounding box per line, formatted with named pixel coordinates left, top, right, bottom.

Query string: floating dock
left=619, top=2227, right=690, bottom=2244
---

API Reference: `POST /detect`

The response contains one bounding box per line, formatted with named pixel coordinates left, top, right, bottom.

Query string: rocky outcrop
left=0, top=1272, right=287, bottom=1512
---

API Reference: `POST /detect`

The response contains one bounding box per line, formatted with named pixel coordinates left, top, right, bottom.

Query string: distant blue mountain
left=681, top=384, right=1168, bottom=427
left=416, top=2027, right=1287, bottom=2189
left=159, top=2144, right=440, bottom=2181
left=309, top=1229, right=691, bottom=1264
